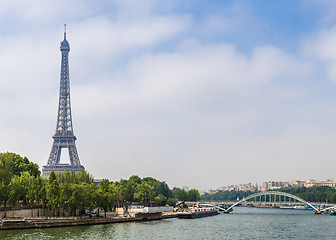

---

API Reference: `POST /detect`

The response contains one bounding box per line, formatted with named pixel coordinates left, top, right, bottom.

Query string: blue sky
left=1, top=0, right=336, bottom=189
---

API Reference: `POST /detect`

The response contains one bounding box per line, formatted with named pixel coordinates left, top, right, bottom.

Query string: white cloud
left=71, top=42, right=311, bottom=119
left=302, top=26, right=336, bottom=82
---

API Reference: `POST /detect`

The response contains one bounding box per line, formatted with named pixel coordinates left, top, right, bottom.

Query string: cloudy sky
left=2, top=0, right=336, bottom=190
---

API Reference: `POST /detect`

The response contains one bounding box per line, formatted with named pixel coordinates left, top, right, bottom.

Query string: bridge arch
left=225, top=191, right=319, bottom=212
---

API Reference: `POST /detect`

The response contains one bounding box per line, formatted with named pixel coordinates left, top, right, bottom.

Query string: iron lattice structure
left=42, top=25, right=84, bottom=178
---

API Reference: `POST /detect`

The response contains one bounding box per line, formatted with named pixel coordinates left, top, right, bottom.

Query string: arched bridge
left=226, top=191, right=319, bottom=212
left=203, top=191, right=330, bottom=213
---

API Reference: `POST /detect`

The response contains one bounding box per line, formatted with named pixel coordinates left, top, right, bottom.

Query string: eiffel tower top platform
left=42, top=25, right=84, bottom=178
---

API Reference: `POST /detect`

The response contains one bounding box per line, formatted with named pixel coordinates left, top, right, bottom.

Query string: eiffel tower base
left=42, top=164, right=84, bottom=178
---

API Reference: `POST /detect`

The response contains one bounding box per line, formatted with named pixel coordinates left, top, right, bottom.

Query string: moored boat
left=279, top=205, right=294, bottom=209
left=293, top=205, right=305, bottom=210
left=178, top=207, right=219, bottom=219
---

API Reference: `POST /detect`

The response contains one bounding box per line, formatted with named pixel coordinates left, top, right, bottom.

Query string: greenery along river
left=0, top=152, right=200, bottom=218
left=2, top=207, right=336, bottom=240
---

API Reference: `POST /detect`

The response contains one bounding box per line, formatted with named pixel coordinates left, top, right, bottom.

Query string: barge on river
left=178, top=207, right=219, bottom=219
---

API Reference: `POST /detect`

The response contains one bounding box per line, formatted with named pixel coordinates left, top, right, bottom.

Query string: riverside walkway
left=0, top=212, right=178, bottom=230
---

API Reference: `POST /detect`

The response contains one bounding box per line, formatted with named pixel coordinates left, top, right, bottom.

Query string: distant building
left=259, top=181, right=289, bottom=191
left=304, top=179, right=336, bottom=188
left=237, top=183, right=257, bottom=192
left=291, top=180, right=305, bottom=187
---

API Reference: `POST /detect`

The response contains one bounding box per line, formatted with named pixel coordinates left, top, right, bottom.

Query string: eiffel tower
left=42, top=25, right=84, bottom=178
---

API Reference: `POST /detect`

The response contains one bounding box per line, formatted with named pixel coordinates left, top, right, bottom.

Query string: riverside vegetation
left=0, top=152, right=200, bottom=218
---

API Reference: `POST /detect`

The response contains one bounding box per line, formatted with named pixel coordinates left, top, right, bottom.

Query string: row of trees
left=0, top=152, right=200, bottom=217
left=201, top=186, right=336, bottom=203
left=171, top=187, right=201, bottom=202
left=201, top=190, right=256, bottom=201
left=94, top=175, right=200, bottom=217
left=278, top=186, right=336, bottom=203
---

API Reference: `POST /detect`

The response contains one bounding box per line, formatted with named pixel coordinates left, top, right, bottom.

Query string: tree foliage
left=47, top=171, right=60, bottom=216
left=277, top=186, right=336, bottom=203
left=202, top=190, right=255, bottom=201
left=96, top=179, right=114, bottom=217
left=8, top=176, right=23, bottom=213
left=0, top=152, right=40, bottom=217
left=172, top=187, right=201, bottom=202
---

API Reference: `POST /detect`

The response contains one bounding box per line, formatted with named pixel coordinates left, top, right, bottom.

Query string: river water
left=1, top=207, right=336, bottom=240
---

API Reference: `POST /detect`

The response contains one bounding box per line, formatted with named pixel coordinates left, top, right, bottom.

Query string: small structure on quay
left=42, top=25, right=84, bottom=178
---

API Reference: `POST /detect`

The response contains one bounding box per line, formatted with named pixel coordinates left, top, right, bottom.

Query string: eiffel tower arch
left=42, top=25, right=84, bottom=178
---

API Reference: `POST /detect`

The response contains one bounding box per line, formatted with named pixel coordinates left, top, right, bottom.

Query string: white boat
left=293, top=205, right=305, bottom=209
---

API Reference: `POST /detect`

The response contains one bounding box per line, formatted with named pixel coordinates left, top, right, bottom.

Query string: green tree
left=11, top=154, right=40, bottom=177
left=57, top=169, right=93, bottom=185
left=0, top=153, right=14, bottom=217
left=134, top=183, right=154, bottom=202
left=187, top=189, right=200, bottom=202
left=154, top=194, right=167, bottom=205
left=56, top=169, right=95, bottom=216
left=8, top=175, right=23, bottom=217
left=201, top=190, right=255, bottom=201
left=68, top=182, right=95, bottom=216
left=39, top=177, right=48, bottom=210
left=35, top=176, right=46, bottom=216
left=96, top=179, right=114, bottom=217
left=59, top=180, right=72, bottom=216
left=129, top=175, right=142, bottom=185
left=46, top=171, right=60, bottom=216
left=160, top=181, right=173, bottom=199
left=20, top=171, right=38, bottom=216
left=172, top=187, right=188, bottom=201
left=75, top=169, right=94, bottom=184
left=142, top=177, right=162, bottom=196
left=118, top=178, right=138, bottom=202
left=167, top=198, right=176, bottom=206
left=111, top=183, right=122, bottom=202
left=0, top=152, right=40, bottom=217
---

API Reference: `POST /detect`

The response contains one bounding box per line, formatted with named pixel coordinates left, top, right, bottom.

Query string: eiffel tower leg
left=68, top=142, right=80, bottom=166
left=47, top=140, right=62, bottom=165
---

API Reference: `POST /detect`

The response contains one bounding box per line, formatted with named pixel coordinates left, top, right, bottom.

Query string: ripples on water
left=1, top=207, right=336, bottom=240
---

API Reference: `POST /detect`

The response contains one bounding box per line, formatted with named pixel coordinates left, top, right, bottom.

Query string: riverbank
left=0, top=212, right=178, bottom=230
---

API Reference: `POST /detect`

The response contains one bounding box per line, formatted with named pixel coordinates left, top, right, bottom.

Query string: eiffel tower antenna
left=42, top=25, right=84, bottom=178
left=64, top=24, right=66, bottom=39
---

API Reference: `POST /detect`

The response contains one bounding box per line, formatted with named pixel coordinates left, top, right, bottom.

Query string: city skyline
left=1, top=1, right=336, bottom=189
left=204, top=178, right=336, bottom=194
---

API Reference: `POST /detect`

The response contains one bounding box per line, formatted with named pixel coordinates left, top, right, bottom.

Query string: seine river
left=1, top=207, right=336, bottom=240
